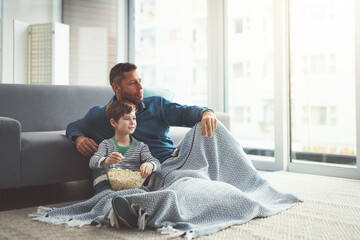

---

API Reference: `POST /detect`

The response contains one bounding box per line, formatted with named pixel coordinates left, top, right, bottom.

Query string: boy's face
left=110, top=111, right=137, bottom=135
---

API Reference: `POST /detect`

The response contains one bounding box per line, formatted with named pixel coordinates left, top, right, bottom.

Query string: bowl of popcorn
left=107, top=168, right=145, bottom=191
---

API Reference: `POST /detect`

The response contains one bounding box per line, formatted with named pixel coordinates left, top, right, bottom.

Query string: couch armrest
left=168, top=111, right=231, bottom=146
left=215, top=111, right=230, bottom=131
left=0, top=117, right=21, bottom=189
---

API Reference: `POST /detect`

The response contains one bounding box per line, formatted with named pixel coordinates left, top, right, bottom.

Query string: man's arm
left=66, top=111, right=99, bottom=157
left=159, top=97, right=217, bottom=138
left=74, top=136, right=98, bottom=157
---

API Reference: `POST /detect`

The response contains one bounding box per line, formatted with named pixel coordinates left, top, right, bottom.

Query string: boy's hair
left=109, top=62, right=137, bottom=85
left=106, top=100, right=136, bottom=124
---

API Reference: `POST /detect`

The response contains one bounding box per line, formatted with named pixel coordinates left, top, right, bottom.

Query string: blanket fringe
left=108, top=208, right=120, bottom=229
left=157, top=226, right=194, bottom=239
left=184, top=231, right=194, bottom=240
left=30, top=206, right=92, bottom=228
left=66, top=219, right=90, bottom=228
left=137, top=208, right=147, bottom=231
left=157, top=226, right=185, bottom=238
left=28, top=206, right=53, bottom=218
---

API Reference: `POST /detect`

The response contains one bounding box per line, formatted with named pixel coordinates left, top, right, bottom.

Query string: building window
left=133, top=0, right=208, bottom=106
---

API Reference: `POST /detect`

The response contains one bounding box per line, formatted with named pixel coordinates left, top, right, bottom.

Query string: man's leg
left=112, top=196, right=139, bottom=228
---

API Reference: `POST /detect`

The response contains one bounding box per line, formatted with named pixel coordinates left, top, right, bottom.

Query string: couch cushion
left=20, top=131, right=91, bottom=186
left=0, top=84, right=113, bottom=132
left=168, top=127, right=191, bottom=146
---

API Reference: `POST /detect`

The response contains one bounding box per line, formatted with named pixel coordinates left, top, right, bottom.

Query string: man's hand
left=102, top=152, right=124, bottom=165
left=140, top=162, right=154, bottom=178
left=201, top=110, right=217, bottom=138
left=74, top=136, right=98, bottom=156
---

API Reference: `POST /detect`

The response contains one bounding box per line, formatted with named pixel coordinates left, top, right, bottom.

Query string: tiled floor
left=0, top=180, right=94, bottom=211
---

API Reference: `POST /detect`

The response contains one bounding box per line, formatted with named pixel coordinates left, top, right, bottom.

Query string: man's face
left=113, top=69, right=143, bottom=106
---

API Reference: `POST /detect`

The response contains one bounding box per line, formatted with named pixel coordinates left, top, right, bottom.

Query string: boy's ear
left=109, top=118, right=117, bottom=128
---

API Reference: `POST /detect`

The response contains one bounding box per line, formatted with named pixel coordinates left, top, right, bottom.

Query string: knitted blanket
left=31, top=122, right=300, bottom=238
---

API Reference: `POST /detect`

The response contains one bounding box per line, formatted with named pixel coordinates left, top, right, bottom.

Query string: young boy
left=89, top=100, right=161, bottom=194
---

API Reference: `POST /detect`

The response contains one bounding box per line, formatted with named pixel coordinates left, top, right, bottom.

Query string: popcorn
left=107, top=168, right=145, bottom=191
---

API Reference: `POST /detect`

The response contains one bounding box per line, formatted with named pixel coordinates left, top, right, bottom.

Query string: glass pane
left=226, top=0, right=275, bottom=160
left=134, top=0, right=207, bottom=106
left=63, top=0, right=117, bottom=86
left=290, top=0, right=356, bottom=166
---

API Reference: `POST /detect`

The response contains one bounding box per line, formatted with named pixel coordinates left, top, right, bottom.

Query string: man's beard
left=120, top=90, right=142, bottom=106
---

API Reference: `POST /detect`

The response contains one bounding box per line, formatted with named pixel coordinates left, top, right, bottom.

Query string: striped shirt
left=89, top=136, right=161, bottom=180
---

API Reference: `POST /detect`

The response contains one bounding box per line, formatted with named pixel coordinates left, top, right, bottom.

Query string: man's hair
left=105, top=100, right=136, bottom=124
left=109, top=62, right=137, bottom=85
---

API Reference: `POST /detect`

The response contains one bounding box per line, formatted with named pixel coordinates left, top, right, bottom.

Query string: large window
left=226, top=0, right=275, bottom=162
left=133, top=0, right=208, bottom=106
left=289, top=0, right=357, bottom=167
left=129, top=0, right=360, bottom=179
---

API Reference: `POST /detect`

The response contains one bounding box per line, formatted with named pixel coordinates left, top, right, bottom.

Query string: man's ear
left=111, top=83, right=120, bottom=93
left=112, top=83, right=122, bottom=100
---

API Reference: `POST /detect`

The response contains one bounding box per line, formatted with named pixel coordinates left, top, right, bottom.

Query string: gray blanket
left=31, top=122, right=300, bottom=238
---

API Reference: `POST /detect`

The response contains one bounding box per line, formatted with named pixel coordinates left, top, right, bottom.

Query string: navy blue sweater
left=66, top=95, right=209, bottom=162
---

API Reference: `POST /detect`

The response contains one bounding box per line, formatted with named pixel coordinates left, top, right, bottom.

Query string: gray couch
left=0, top=84, right=230, bottom=190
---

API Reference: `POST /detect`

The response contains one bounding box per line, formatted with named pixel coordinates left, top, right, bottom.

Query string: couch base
left=20, top=131, right=91, bottom=188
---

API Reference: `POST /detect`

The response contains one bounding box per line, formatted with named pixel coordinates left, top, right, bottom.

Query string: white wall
left=1, top=0, right=61, bottom=83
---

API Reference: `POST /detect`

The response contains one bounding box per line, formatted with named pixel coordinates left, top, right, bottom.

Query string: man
left=66, top=62, right=217, bottom=162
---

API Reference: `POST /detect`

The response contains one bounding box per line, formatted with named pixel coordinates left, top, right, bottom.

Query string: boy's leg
left=94, top=180, right=112, bottom=195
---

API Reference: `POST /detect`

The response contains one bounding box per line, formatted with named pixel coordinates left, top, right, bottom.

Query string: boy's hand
left=102, top=152, right=124, bottom=165
left=140, top=162, right=154, bottom=178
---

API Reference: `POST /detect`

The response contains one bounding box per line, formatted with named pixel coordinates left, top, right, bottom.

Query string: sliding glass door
left=288, top=0, right=359, bottom=178
left=226, top=0, right=276, bottom=166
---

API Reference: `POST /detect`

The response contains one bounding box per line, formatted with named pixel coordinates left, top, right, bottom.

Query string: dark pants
left=94, top=180, right=112, bottom=194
